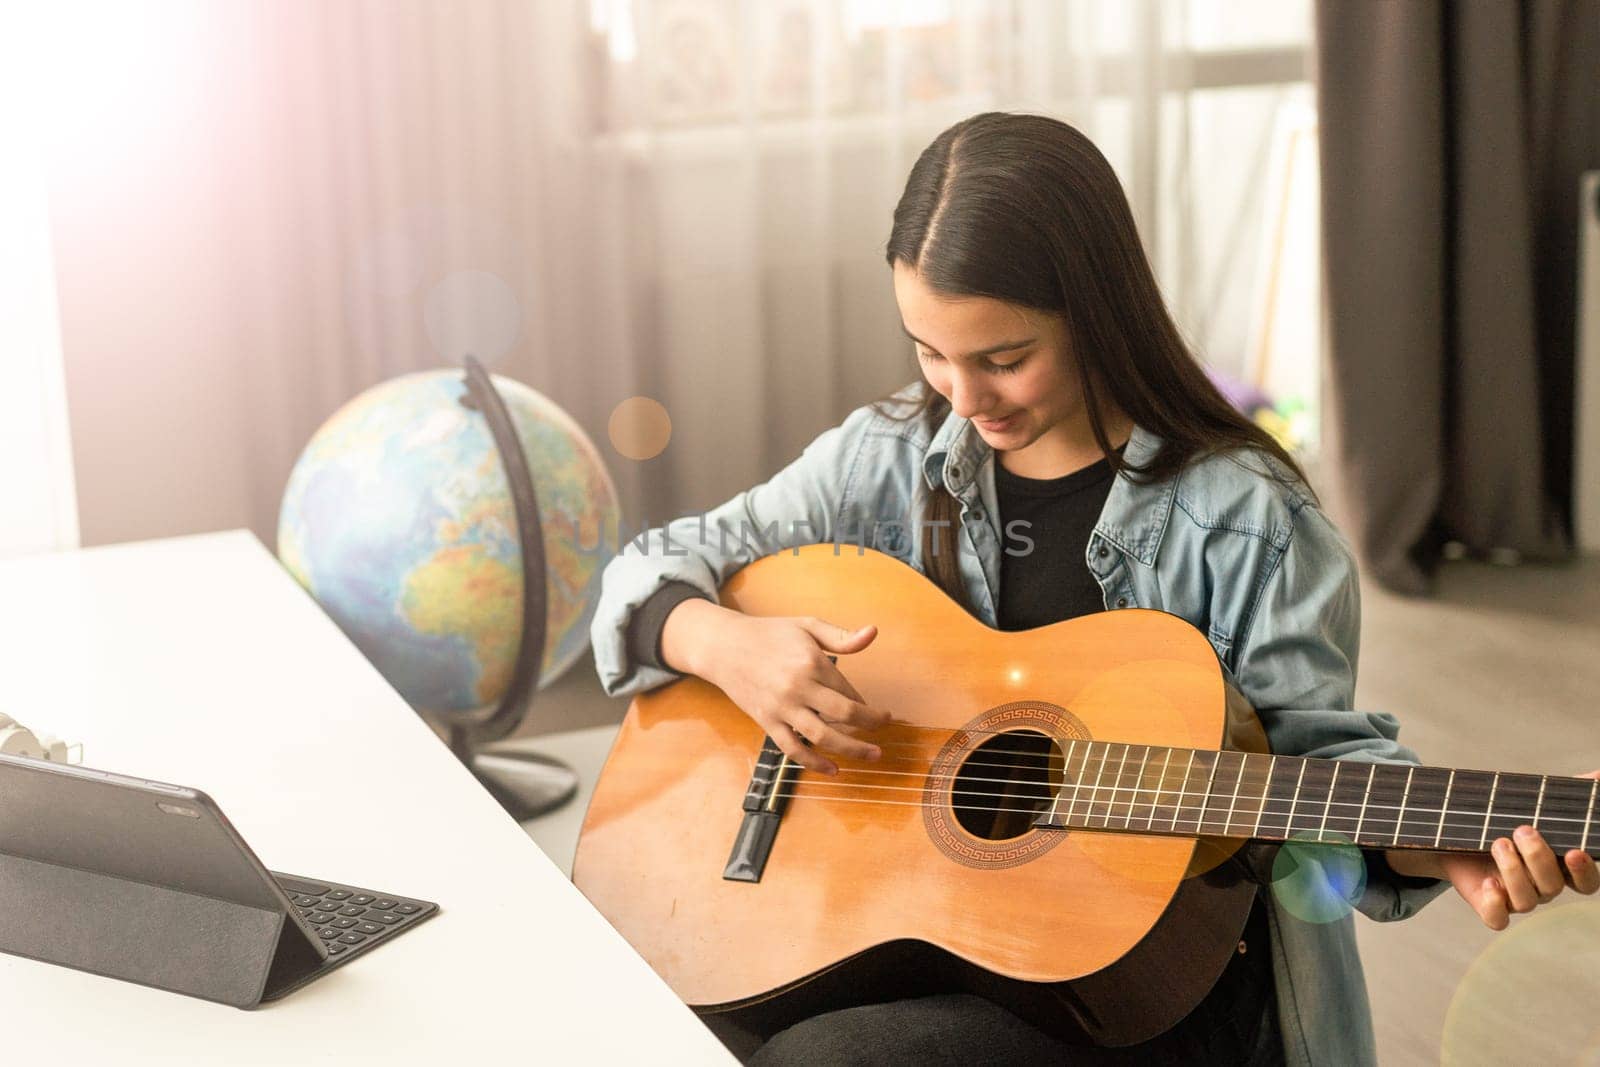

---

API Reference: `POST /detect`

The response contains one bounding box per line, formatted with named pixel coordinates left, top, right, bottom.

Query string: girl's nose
left=948, top=371, right=990, bottom=420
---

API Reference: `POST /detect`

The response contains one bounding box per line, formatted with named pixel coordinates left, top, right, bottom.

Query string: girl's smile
left=974, top=412, right=1020, bottom=433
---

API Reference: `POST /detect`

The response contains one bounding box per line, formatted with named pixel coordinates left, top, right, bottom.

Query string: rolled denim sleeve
left=588, top=403, right=877, bottom=699
left=1231, top=503, right=1450, bottom=923
left=624, top=581, right=710, bottom=672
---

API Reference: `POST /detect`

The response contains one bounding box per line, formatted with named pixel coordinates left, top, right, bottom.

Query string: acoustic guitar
left=571, top=546, right=1598, bottom=1045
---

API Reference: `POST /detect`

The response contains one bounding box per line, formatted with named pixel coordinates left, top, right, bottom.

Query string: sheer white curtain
left=587, top=0, right=1313, bottom=517
left=38, top=0, right=1307, bottom=546
left=0, top=8, right=80, bottom=557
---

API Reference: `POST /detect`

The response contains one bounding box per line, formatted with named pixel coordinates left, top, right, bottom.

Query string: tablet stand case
left=0, top=850, right=323, bottom=1008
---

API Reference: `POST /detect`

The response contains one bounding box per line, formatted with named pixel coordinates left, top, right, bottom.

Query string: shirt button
left=1096, top=546, right=1110, bottom=559
left=1115, top=596, right=1128, bottom=608
left=968, top=507, right=985, bottom=523
left=949, top=465, right=965, bottom=482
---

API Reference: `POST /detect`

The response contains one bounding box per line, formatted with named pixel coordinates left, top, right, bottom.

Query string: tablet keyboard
left=274, top=873, right=437, bottom=958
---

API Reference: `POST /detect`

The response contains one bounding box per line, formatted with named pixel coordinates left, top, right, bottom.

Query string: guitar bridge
left=723, top=736, right=800, bottom=883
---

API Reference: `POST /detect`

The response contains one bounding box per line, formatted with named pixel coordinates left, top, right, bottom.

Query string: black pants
left=727, top=898, right=1283, bottom=1066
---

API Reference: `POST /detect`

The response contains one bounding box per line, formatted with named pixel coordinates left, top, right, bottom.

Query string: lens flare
left=423, top=270, right=522, bottom=364
left=1269, top=832, right=1367, bottom=924
left=608, top=396, right=672, bottom=460
left=1441, top=901, right=1600, bottom=1065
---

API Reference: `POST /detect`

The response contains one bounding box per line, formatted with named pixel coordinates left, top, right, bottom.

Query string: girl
left=588, top=111, right=1599, bottom=1065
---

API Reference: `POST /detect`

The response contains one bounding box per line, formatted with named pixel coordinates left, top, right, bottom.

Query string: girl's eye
left=916, top=347, right=1026, bottom=374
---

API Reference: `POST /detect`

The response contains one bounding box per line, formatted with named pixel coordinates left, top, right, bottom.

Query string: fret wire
left=1103, top=745, right=1131, bottom=828
left=1540, top=778, right=1599, bottom=853
left=1479, top=772, right=1500, bottom=850
left=1056, top=745, right=1070, bottom=821
left=1148, top=749, right=1172, bottom=830
left=1086, top=741, right=1111, bottom=825
left=1254, top=755, right=1277, bottom=836
left=1318, top=762, right=1340, bottom=841
left=1086, top=744, right=1110, bottom=825
left=1194, top=751, right=1222, bottom=834
left=1355, top=764, right=1376, bottom=840
left=1172, top=751, right=1196, bottom=832
left=1583, top=778, right=1598, bottom=854
left=1533, top=776, right=1548, bottom=829
left=1128, top=746, right=1151, bottom=829
left=1286, top=758, right=1308, bottom=835
left=1483, top=773, right=1545, bottom=842
left=1434, top=769, right=1456, bottom=848
left=1085, top=743, right=1110, bottom=826
left=1125, top=745, right=1144, bottom=826
left=1064, top=742, right=1086, bottom=825
left=1393, top=766, right=1415, bottom=846
left=1224, top=752, right=1247, bottom=835
left=1122, top=745, right=1140, bottom=825
left=1048, top=739, right=1078, bottom=824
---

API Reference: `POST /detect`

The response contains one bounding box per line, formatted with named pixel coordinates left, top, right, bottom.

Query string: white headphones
left=0, top=713, right=80, bottom=763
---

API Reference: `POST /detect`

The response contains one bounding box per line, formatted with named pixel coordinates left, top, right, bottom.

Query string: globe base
left=469, top=749, right=580, bottom=821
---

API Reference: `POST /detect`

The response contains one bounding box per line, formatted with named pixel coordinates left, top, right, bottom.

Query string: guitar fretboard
left=1030, top=742, right=1600, bottom=857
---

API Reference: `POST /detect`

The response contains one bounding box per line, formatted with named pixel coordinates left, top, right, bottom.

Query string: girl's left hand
left=1436, top=769, right=1600, bottom=931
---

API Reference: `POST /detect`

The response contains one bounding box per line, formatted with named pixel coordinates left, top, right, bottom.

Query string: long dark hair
left=878, top=111, right=1310, bottom=610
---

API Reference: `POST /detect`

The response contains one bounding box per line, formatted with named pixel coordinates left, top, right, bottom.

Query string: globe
left=277, top=369, right=620, bottom=716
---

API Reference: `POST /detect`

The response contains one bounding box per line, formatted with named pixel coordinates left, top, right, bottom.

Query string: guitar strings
left=776, top=760, right=1594, bottom=814
left=757, top=789, right=1599, bottom=850
left=759, top=773, right=1597, bottom=829
left=755, top=748, right=1593, bottom=812
left=868, top=733, right=1584, bottom=779
left=855, top=741, right=1596, bottom=804
left=747, top=748, right=1597, bottom=836
left=840, top=731, right=1594, bottom=807
left=770, top=786, right=1600, bottom=848
left=800, top=725, right=1595, bottom=813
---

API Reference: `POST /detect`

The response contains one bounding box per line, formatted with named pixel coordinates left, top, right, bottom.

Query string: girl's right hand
left=696, top=612, right=890, bottom=775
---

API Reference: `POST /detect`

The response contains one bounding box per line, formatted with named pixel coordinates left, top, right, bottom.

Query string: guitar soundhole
left=951, top=729, right=1066, bottom=841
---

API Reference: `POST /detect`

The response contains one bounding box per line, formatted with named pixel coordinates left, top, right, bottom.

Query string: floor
left=500, top=554, right=1600, bottom=1066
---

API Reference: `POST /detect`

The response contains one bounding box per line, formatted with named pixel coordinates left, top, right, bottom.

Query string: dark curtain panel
left=1315, top=1, right=1600, bottom=593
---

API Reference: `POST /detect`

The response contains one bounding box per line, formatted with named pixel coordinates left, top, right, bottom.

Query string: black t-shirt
left=993, top=453, right=1118, bottom=630
left=994, top=451, right=1277, bottom=1062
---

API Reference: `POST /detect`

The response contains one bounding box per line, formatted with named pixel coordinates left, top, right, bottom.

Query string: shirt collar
left=921, top=410, right=1175, bottom=566
left=920, top=407, right=982, bottom=493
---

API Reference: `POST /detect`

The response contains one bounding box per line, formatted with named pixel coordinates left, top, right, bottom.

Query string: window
left=588, top=0, right=1321, bottom=458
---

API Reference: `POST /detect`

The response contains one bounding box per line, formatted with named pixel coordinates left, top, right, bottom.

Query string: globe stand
left=446, top=724, right=579, bottom=822
left=436, top=355, right=578, bottom=823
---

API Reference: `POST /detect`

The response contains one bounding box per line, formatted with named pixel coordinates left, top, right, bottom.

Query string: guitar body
left=573, top=546, right=1258, bottom=1045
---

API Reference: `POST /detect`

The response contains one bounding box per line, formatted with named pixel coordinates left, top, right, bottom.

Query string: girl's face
left=892, top=261, right=1097, bottom=463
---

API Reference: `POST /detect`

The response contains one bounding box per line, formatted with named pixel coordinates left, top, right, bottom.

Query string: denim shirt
left=590, top=387, right=1449, bottom=1066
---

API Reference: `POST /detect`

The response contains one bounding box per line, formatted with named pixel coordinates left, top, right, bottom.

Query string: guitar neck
left=1031, top=742, right=1600, bottom=858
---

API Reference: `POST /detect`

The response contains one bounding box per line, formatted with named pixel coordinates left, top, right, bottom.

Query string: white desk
left=0, top=530, right=733, bottom=1065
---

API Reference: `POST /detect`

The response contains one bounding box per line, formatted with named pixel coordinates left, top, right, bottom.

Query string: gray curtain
left=1315, top=1, right=1600, bottom=593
